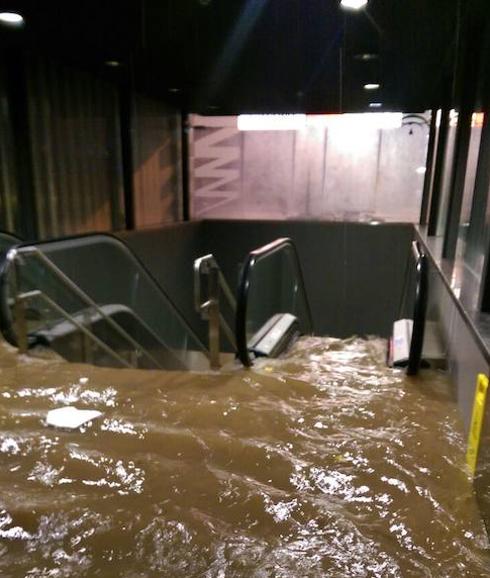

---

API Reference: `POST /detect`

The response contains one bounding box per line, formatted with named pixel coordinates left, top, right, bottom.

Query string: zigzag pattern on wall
left=191, top=116, right=241, bottom=217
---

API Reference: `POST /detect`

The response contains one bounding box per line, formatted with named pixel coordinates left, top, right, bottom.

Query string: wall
left=27, top=57, right=125, bottom=238
left=0, top=64, right=17, bottom=233
left=202, top=220, right=413, bottom=338
left=416, top=230, right=490, bottom=531
left=190, top=114, right=429, bottom=222
left=132, top=95, right=183, bottom=228
left=118, top=222, right=206, bottom=342
left=0, top=52, right=186, bottom=241
left=423, top=254, right=489, bottom=427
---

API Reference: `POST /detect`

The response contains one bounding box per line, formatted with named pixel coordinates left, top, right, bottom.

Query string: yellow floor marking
left=466, top=373, right=489, bottom=476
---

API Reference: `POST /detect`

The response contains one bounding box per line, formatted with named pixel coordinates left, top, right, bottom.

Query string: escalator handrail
left=0, top=230, right=23, bottom=340
left=235, top=237, right=313, bottom=367
left=0, top=244, right=21, bottom=348
left=0, top=230, right=23, bottom=244
left=0, top=231, right=207, bottom=354
left=407, top=241, right=428, bottom=376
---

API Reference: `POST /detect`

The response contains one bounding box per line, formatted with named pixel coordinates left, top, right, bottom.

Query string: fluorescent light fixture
left=369, top=102, right=382, bottom=108
left=307, top=113, right=403, bottom=130
left=340, top=0, right=368, bottom=10
left=105, top=60, right=121, bottom=67
left=364, top=83, right=380, bottom=90
left=0, top=11, right=24, bottom=25
left=416, top=166, right=426, bottom=175
left=237, top=114, right=306, bottom=131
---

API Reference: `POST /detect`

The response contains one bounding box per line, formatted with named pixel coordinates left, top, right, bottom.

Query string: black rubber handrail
left=407, top=241, right=428, bottom=376
left=0, top=230, right=22, bottom=244
left=0, top=233, right=24, bottom=347
left=0, top=232, right=208, bottom=354
left=235, top=237, right=313, bottom=367
left=0, top=247, right=22, bottom=347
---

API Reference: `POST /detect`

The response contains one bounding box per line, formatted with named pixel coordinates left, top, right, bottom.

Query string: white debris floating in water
left=46, top=407, right=103, bottom=430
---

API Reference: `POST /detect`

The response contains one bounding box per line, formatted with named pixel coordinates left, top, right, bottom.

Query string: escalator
left=0, top=230, right=436, bottom=376
left=0, top=234, right=209, bottom=370
left=194, top=237, right=313, bottom=368
left=0, top=233, right=313, bottom=371
left=235, top=238, right=313, bottom=366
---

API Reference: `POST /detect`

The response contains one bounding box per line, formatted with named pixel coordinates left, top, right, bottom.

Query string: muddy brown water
left=0, top=335, right=488, bottom=577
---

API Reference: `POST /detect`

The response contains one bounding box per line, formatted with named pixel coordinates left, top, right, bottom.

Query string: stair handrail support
left=406, top=241, right=429, bottom=376
left=194, top=254, right=237, bottom=369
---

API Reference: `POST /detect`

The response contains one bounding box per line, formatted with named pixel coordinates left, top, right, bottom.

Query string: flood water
left=0, top=335, right=488, bottom=577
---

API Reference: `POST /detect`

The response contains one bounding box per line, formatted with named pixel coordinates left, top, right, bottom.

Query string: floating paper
left=46, top=406, right=103, bottom=430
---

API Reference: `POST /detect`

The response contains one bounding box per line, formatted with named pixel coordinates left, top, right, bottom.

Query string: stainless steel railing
left=5, top=246, right=178, bottom=369
left=14, top=289, right=133, bottom=368
left=194, top=254, right=236, bottom=369
left=406, top=241, right=428, bottom=376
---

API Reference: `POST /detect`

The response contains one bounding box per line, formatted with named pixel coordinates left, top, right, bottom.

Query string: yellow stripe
left=466, top=373, right=489, bottom=476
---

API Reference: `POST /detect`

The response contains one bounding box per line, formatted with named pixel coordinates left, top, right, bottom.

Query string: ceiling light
left=238, top=114, right=306, bottom=131
left=105, top=60, right=121, bottom=67
left=168, top=88, right=180, bottom=93
left=364, top=83, right=380, bottom=90
left=354, top=53, right=378, bottom=61
left=0, top=12, right=24, bottom=26
left=340, top=0, right=368, bottom=10
left=309, top=113, right=402, bottom=130
left=369, top=102, right=382, bottom=108
left=416, top=167, right=426, bottom=175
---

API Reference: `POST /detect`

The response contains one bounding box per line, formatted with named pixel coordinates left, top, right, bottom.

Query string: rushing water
left=0, top=335, right=488, bottom=577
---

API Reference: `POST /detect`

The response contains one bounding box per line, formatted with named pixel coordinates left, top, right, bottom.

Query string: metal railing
left=194, top=254, right=236, bottom=369
left=407, top=241, right=428, bottom=376
left=235, top=238, right=313, bottom=367
left=14, top=289, right=132, bottom=368
left=1, top=246, right=181, bottom=369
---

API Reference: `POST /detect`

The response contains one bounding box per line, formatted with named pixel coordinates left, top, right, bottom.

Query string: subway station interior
left=1, top=0, right=490, bottom=575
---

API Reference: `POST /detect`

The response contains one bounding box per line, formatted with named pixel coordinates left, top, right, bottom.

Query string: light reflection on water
left=0, top=335, right=488, bottom=576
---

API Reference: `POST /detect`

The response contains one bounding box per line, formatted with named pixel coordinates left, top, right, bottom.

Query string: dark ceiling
left=0, top=0, right=473, bottom=114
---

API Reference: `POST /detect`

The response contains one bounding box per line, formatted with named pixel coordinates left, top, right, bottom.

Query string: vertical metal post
left=14, top=297, right=28, bottom=354
left=466, top=100, right=490, bottom=273
left=442, top=15, right=483, bottom=260
left=208, top=265, right=221, bottom=369
left=181, top=112, right=191, bottom=221
left=81, top=310, right=93, bottom=364
left=427, top=106, right=451, bottom=236
left=119, top=56, right=135, bottom=231
left=12, top=261, right=28, bottom=354
left=419, top=110, right=438, bottom=226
